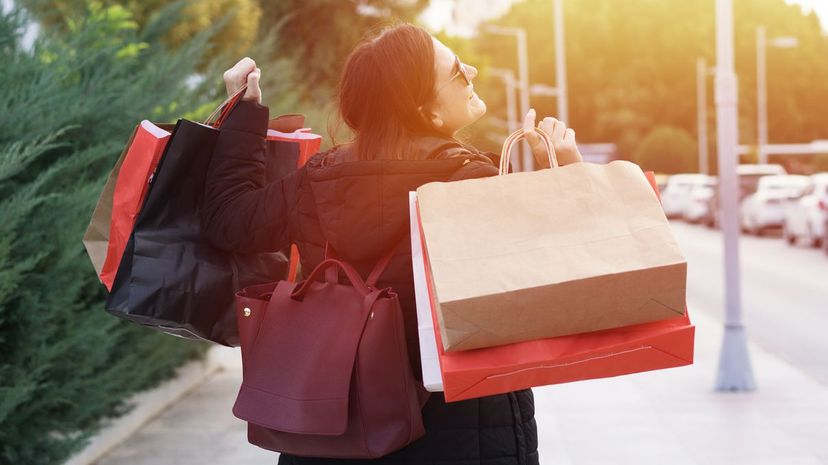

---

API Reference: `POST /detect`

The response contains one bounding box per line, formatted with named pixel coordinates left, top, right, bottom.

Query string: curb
left=65, top=345, right=240, bottom=465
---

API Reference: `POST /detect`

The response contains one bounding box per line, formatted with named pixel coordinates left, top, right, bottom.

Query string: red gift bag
left=411, top=170, right=695, bottom=402
left=265, top=119, right=322, bottom=282
left=88, top=97, right=322, bottom=290
left=99, top=121, right=172, bottom=290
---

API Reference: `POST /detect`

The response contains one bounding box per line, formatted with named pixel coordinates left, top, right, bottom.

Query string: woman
left=203, top=23, right=582, bottom=465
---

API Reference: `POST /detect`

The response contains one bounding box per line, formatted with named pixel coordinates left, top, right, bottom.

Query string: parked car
left=653, top=173, right=670, bottom=195
left=661, top=174, right=712, bottom=219
left=820, top=212, right=828, bottom=254
left=740, top=174, right=811, bottom=235
left=683, top=177, right=717, bottom=223
left=783, top=173, right=828, bottom=247
left=705, top=164, right=787, bottom=229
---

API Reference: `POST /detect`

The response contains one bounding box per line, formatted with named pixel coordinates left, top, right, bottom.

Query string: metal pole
left=490, top=68, right=519, bottom=135
left=515, top=28, right=532, bottom=171
left=697, top=57, right=709, bottom=175
left=504, top=73, right=518, bottom=135
left=484, top=25, right=532, bottom=171
left=553, top=0, right=568, bottom=123
left=756, top=26, right=768, bottom=165
left=715, top=0, right=756, bottom=392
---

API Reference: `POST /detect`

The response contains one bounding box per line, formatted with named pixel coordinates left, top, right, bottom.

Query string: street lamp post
left=715, top=0, right=756, bottom=392
left=696, top=57, right=713, bottom=175
left=553, top=0, right=568, bottom=123
left=484, top=25, right=531, bottom=172
left=490, top=68, right=519, bottom=135
left=756, top=26, right=798, bottom=165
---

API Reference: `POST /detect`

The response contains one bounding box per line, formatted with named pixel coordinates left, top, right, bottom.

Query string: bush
left=633, top=125, right=698, bottom=174
left=812, top=153, right=828, bottom=173
left=0, top=5, right=225, bottom=463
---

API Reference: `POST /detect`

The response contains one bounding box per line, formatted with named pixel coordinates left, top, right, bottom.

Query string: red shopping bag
left=90, top=91, right=243, bottom=291
left=411, top=170, right=695, bottom=402
left=266, top=117, right=322, bottom=282
left=89, top=103, right=321, bottom=290
left=99, top=121, right=172, bottom=290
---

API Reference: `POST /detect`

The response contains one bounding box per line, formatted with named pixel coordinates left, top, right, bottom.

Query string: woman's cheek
left=471, top=93, right=487, bottom=117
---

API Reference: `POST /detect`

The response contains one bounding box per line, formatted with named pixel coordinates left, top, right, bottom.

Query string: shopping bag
left=415, top=128, right=687, bottom=352
left=82, top=121, right=172, bottom=283
left=84, top=111, right=316, bottom=290
left=99, top=121, right=172, bottom=290
left=103, top=90, right=319, bottom=345
left=411, top=170, right=695, bottom=402
left=265, top=116, right=322, bottom=282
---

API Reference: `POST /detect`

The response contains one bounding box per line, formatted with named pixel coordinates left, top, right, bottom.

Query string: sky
left=786, top=0, right=828, bottom=30
left=421, top=0, right=828, bottom=35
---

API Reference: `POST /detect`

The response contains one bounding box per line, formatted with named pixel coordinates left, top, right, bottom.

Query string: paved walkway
left=95, top=306, right=828, bottom=465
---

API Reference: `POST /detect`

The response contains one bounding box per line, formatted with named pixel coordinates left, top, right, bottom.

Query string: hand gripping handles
left=203, top=84, right=249, bottom=128
left=499, top=128, right=559, bottom=175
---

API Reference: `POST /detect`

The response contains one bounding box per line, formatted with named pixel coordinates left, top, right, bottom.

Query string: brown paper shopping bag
left=416, top=129, right=687, bottom=352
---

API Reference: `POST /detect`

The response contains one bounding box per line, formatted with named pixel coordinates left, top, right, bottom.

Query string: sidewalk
left=94, top=307, right=828, bottom=465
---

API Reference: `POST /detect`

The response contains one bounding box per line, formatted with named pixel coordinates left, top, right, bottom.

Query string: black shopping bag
left=105, top=96, right=302, bottom=346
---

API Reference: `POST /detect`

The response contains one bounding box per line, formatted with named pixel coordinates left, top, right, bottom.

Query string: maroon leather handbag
left=232, top=243, right=427, bottom=459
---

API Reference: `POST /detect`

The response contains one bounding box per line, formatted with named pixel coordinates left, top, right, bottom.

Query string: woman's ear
left=419, top=105, right=445, bottom=129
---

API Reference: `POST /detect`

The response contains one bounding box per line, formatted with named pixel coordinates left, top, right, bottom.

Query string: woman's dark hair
left=337, top=23, right=442, bottom=160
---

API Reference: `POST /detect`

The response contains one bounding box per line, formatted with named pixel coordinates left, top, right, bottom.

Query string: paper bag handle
left=203, top=84, right=248, bottom=127
left=499, top=128, right=558, bottom=174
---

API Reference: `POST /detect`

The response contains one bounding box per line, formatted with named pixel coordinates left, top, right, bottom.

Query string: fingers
left=523, top=108, right=540, bottom=148
left=534, top=115, right=581, bottom=167
left=243, top=67, right=262, bottom=103
left=223, top=57, right=258, bottom=97
left=564, top=127, right=575, bottom=145
left=538, top=117, right=565, bottom=140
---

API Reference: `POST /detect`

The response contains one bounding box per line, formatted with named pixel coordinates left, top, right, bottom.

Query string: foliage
left=257, top=0, right=429, bottom=101
left=459, top=0, right=828, bottom=169
left=633, top=125, right=698, bottom=174
left=813, top=154, right=828, bottom=173
left=0, top=4, right=221, bottom=463
left=17, top=0, right=262, bottom=60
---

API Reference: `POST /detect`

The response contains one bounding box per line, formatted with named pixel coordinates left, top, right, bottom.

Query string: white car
left=661, top=174, right=712, bottom=219
left=740, top=175, right=811, bottom=235
left=783, top=173, right=828, bottom=247
left=682, top=177, right=717, bottom=223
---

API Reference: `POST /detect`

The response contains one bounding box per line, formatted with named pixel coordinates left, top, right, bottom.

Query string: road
left=670, top=220, right=828, bottom=385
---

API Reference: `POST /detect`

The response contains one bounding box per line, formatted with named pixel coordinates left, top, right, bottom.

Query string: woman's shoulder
left=407, top=135, right=493, bottom=164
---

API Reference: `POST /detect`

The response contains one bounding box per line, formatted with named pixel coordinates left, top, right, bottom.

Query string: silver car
left=661, top=174, right=712, bottom=219
left=783, top=173, right=828, bottom=247
left=740, top=175, right=811, bottom=235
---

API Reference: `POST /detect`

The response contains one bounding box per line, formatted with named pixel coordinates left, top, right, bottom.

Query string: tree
left=17, top=0, right=262, bottom=60
left=0, top=5, right=223, bottom=463
left=633, top=125, right=697, bottom=174
left=813, top=154, right=828, bottom=173
left=257, top=0, right=429, bottom=99
left=457, top=0, right=828, bottom=160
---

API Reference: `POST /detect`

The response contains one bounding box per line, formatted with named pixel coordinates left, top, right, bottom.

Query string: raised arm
left=200, top=98, right=300, bottom=254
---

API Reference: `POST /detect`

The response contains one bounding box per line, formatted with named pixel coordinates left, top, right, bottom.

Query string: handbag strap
left=365, top=238, right=403, bottom=288
left=291, top=259, right=371, bottom=299
left=322, top=235, right=407, bottom=289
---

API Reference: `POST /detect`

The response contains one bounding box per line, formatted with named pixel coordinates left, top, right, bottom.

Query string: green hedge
left=634, top=125, right=698, bottom=175
left=0, top=5, right=228, bottom=463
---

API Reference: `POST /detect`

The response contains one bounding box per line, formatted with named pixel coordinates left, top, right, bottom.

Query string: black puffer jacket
left=202, top=101, right=539, bottom=465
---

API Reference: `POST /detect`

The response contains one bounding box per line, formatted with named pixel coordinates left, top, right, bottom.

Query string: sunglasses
left=435, top=55, right=471, bottom=95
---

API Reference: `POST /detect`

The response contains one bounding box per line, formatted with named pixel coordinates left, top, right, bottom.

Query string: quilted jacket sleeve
left=201, top=101, right=301, bottom=254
